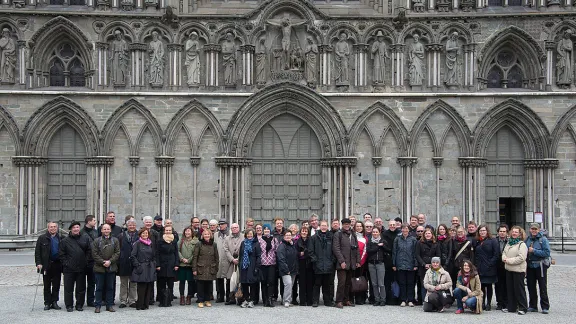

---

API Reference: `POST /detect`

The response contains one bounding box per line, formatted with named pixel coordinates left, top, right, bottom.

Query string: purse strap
left=454, top=240, right=470, bottom=261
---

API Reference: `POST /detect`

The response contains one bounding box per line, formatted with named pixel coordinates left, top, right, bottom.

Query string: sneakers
left=501, top=308, right=509, bottom=313
left=542, top=309, right=549, bottom=314
left=400, top=301, right=406, bottom=307
left=408, top=302, right=415, bottom=307
left=284, top=302, right=290, bottom=308
left=527, top=307, right=538, bottom=312
left=205, top=301, right=212, bottom=307
left=198, top=302, right=204, bottom=308
left=455, top=309, right=464, bottom=314
left=247, top=301, right=254, bottom=308
left=241, top=301, right=248, bottom=308
left=518, top=310, right=526, bottom=315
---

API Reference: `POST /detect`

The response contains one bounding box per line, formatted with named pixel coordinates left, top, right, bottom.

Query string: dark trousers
left=216, top=278, right=230, bottom=301
left=335, top=269, right=352, bottom=303
left=505, top=270, right=527, bottom=312
left=495, top=266, right=507, bottom=308
left=196, top=280, right=213, bottom=303
left=526, top=266, right=550, bottom=310
left=63, top=271, right=86, bottom=308
left=298, top=261, right=314, bottom=306
left=179, top=279, right=195, bottom=297
left=291, top=275, right=299, bottom=303
left=481, top=283, right=494, bottom=307
left=157, top=276, right=175, bottom=295
left=136, top=282, right=153, bottom=310
left=274, top=271, right=284, bottom=300
left=260, top=265, right=276, bottom=303
left=43, top=261, right=62, bottom=305
left=423, top=292, right=443, bottom=312
left=384, top=267, right=397, bottom=305
left=397, top=270, right=415, bottom=303
left=241, top=282, right=259, bottom=302
left=85, top=266, right=95, bottom=305
left=415, top=270, right=423, bottom=303
left=313, top=273, right=334, bottom=305
left=94, top=271, right=115, bottom=308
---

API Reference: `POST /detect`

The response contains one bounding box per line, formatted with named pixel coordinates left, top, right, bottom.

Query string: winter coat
left=192, top=239, right=219, bottom=281
left=238, top=239, right=262, bottom=284
left=272, top=227, right=287, bottom=241
left=423, top=267, right=452, bottom=302
left=97, top=223, right=123, bottom=238
left=456, top=272, right=483, bottom=314
left=222, top=233, right=243, bottom=279
left=437, top=237, right=453, bottom=270
left=91, top=235, right=120, bottom=273
left=80, top=226, right=98, bottom=242
left=452, top=238, right=474, bottom=270
left=59, top=233, right=91, bottom=273
left=309, top=230, right=335, bottom=274
left=178, top=238, right=199, bottom=267
left=474, top=237, right=499, bottom=278
left=366, top=236, right=391, bottom=264
left=382, top=230, right=398, bottom=267
left=502, top=240, right=527, bottom=273
left=130, top=240, right=157, bottom=283
left=117, top=230, right=138, bottom=277
left=215, top=230, right=229, bottom=278
left=415, top=240, right=441, bottom=268
left=35, top=231, right=61, bottom=272
left=276, top=240, right=299, bottom=276
left=525, top=232, right=551, bottom=269
left=296, top=237, right=312, bottom=263
left=392, top=235, right=418, bottom=271
left=332, top=230, right=360, bottom=270
left=156, top=237, right=179, bottom=278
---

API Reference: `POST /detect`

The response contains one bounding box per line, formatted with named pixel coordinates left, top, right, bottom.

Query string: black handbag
left=351, top=276, right=368, bottom=293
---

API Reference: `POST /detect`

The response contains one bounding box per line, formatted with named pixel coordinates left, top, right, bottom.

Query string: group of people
left=35, top=211, right=551, bottom=316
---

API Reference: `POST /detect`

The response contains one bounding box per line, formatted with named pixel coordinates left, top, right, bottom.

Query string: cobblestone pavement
left=1, top=264, right=573, bottom=324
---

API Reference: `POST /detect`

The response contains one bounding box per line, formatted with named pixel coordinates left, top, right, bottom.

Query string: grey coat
left=215, top=231, right=229, bottom=278
left=130, top=240, right=157, bottom=283
left=222, top=233, right=243, bottom=279
left=393, top=235, right=418, bottom=271
left=332, top=230, right=360, bottom=270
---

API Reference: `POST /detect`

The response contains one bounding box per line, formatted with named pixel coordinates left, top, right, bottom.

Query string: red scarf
left=456, top=235, right=466, bottom=243
left=437, top=235, right=447, bottom=241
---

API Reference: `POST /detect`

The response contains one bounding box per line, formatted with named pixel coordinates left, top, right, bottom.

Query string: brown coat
left=332, top=230, right=360, bottom=270
left=192, top=239, right=219, bottom=281
left=456, top=273, right=484, bottom=314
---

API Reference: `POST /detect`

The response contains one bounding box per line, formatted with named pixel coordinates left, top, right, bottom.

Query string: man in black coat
left=97, top=211, right=122, bottom=237
left=382, top=219, right=399, bottom=305
left=80, top=215, right=97, bottom=307
left=332, top=218, right=360, bottom=309
left=59, top=221, right=92, bottom=312
left=35, top=221, right=62, bottom=310
left=309, top=220, right=335, bottom=307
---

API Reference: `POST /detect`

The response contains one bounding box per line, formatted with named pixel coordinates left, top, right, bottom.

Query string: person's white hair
left=126, top=219, right=137, bottom=225
left=209, top=219, right=218, bottom=225
left=142, top=216, right=153, bottom=222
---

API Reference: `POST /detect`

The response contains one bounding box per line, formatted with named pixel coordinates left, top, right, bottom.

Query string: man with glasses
left=190, top=217, right=201, bottom=237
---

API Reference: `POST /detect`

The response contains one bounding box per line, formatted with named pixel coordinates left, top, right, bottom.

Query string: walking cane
left=31, top=267, right=41, bottom=312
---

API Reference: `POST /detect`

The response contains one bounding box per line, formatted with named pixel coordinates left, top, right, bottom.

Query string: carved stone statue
left=221, top=32, right=237, bottom=85
left=334, top=32, right=350, bottom=85
left=408, top=34, right=425, bottom=86
left=412, top=0, right=425, bottom=12
left=267, top=13, right=306, bottom=70
left=444, top=32, right=461, bottom=86
left=185, top=31, right=201, bottom=86
left=305, top=36, right=318, bottom=85
left=255, top=37, right=267, bottom=85
left=290, top=45, right=303, bottom=70
left=371, top=30, right=389, bottom=84
left=148, top=31, right=165, bottom=86
left=557, top=29, right=573, bottom=87
left=110, top=29, right=129, bottom=86
left=0, top=28, right=16, bottom=84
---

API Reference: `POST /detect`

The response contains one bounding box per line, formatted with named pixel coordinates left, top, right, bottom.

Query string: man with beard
left=59, top=221, right=91, bottom=312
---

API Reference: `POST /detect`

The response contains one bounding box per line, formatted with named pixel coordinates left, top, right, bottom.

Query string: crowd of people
left=35, top=211, right=552, bottom=315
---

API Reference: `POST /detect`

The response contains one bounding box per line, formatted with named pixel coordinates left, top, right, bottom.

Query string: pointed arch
left=227, top=82, right=346, bottom=158
left=409, top=100, right=471, bottom=157
left=399, top=23, right=435, bottom=44
left=0, top=104, right=21, bottom=155
left=22, top=96, right=99, bottom=156
left=472, top=99, right=550, bottom=159
left=99, top=21, right=136, bottom=43
left=550, top=103, right=576, bottom=157
left=165, top=99, right=225, bottom=156
left=438, top=22, right=474, bottom=44
left=327, top=23, right=360, bottom=44
left=348, top=102, right=409, bottom=157
left=101, top=98, right=163, bottom=156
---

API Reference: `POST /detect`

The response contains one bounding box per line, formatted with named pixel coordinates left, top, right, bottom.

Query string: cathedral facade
left=0, top=0, right=575, bottom=244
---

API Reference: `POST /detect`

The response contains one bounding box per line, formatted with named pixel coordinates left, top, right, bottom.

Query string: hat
left=69, top=221, right=81, bottom=230
left=341, top=218, right=352, bottom=224
left=530, top=223, right=541, bottom=229
left=209, top=219, right=218, bottom=226
left=154, top=215, right=162, bottom=221
left=375, top=30, right=385, bottom=37
left=218, top=218, right=228, bottom=225
left=431, top=257, right=441, bottom=263
left=263, top=223, right=272, bottom=231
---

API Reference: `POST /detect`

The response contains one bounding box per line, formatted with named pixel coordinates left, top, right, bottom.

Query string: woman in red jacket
left=353, top=221, right=368, bottom=304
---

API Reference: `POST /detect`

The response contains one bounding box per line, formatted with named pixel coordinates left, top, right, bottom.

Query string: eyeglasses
left=416, top=230, right=424, bottom=233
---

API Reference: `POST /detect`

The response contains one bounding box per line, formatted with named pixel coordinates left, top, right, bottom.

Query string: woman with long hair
left=353, top=221, right=368, bottom=305
left=156, top=225, right=179, bottom=307
left=474, top=225, right=499, bottom=311
left=178, top=227, right=198, bottom=305
left=454, top=260, right=483, bottom=314
left=415, top=228, right=441, bottom=303
left=502, top=225, right=528, bottom=315
left=192, top=229, right=219, bottom=308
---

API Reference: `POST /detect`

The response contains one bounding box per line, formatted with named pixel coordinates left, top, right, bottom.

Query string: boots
left=268, top=297, right=275, bottom=308
left=180, top=296, right=185, bottom=306
left=165, top=289, right=173, bottom=307
left=186, top=296, right=191, bottom=305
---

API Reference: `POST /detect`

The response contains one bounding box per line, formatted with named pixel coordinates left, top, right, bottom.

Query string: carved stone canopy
left=458, top=157, right=488, bottom=168
left=85, top=156, right=115, bottom=166
left=524, top=159, right=559, bottom=169
left=155, top=156, right=175, bottom=167
left=320, top=157, right=357, bottom=167
left=397, top=157, right=418, bottom=167
left=215, top=157, right=252, bottom=167
left=12, top=156, right=48, bottom=166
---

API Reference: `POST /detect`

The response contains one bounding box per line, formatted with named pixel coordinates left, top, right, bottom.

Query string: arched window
left=47, top=43, right=86, bottom=87
left=49, top=60, right=65, bottom=86
left=69, top=59, right=85, bottom=87
left=484, top=49, right=526, bottom=89
left=487, top=66, right=502, bottom=89
left=507, top=65, right=523, bottom=89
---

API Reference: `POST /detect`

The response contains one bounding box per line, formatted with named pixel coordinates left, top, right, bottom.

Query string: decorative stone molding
left=241, top=44, right=255, bottom=54
left=458, top=157, right=488, bottom=168
left=320, top=157, right=357, bottom=167
left=372, top=157, right=382, bottom=167
left=190, top=157, right=201, bottom=166
left=128, top=156, right=140, bottom=167
left=167, top=43, right=184, bottom=51
left=128, top=43, right=147, bottom=51
left=432, top=157, right=444, bottom=167
left=155, top=156, right=175, bottom=167
left=85, top=156, right=114, bottom=166
left=12, top=156, right=48, bottom=166
left=318, top=45, right=333, bottom=54
left=396, top=157, right=418, bottom=167
left=524, top=159, right=559, bottom=169
left=203, top=44, right=221, bottom=52
left=215, top=157, right=252, bottom=167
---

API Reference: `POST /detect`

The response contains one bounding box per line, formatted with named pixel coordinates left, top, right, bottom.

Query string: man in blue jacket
left=525, top=223, right=550, bottom=314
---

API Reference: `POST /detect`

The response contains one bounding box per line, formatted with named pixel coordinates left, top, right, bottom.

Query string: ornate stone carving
left=334, top=32, right=350, bottom=86
left=145, top=0, right=157, bottom=9
left=255, top=37, right=267, bottom=87
left=437, top=0, right=450, bottom=12
left=148, top=31, right=165, bottom=87
left=397, top=157, right=418, bottom=167
left=215, top=157, right=252, bottom=167
left=190, top=157, right=201, bottom=166
left=161, top=6, right=179, bottom=30
left=432, top=157, right=444, bottom=167
left=155, top=156, right=175, bottom=167
left=128, top=156, right=140, bottom=167
left=221, top=32, right=237, bottom=86
left=121, top=0, right=134, bottom=11
left=460, top=0, right=474, bottom=12
left=85, top=156, right=114, bottom=166
left=97, top=0, right=110, bottom=11
left=445, top=32, right=461, bottom=89
left=392, top=9, right=408, bottom=32
left=320, top=157, right=357, bottom=167
left=458, top=157, right=488, bottom=168
left=12, top=156, right=48, bottom=166
left=408, top=34, right=426, bottom=87
left=372, top=157, right=382, bottom=167
left=556, top=29, right=573, bottom=89
left=304, top=36, right=318, bottom=87
left=110, top=29, right=129, bottom=87
left=184, top=31, right=201, bottom=86
left=371, top=30, right=389, bottom=85
left=0, top=28, right=16, bottom=84
left=412, top=0, right=425, bottom=12
left=266, top=13, right=306, bottom=71
left=524, top=159, right=559, bottom=169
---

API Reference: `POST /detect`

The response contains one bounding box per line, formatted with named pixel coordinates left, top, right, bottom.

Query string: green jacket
left=91, top=236, right=120, bottom=273
left=179, top=237, right=199, bottom=267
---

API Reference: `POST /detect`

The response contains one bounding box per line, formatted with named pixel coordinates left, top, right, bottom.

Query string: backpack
left=538, top=237, right=553, bottom=268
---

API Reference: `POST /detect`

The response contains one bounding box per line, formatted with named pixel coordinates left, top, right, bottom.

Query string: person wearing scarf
left=238, top=229, right=261, bottom=308
left=178, top=227, right=199, bottom=305
left=474, top=225, right=499, bottom=311
left=502, top=225, right=528, bottom=315
left=258, top=224, right=279, bottom=307
left=435, top=224, right=453, bottom=277
left=451, top=226, right=475, bottom=288
left=423, top=257, right=452, bottom=312
left=454, top=260, right=483, bottom=314
left=366, top=227, right=391, bottom=306
left=297, top=226, right=314, bottom=306
left=155, top=225, right=179, bottom=307
left=130, top=228, right=157, bottom=310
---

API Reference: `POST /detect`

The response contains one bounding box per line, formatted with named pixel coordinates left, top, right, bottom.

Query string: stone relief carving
left=110, top=29, right=129, bottom=87
left=556, top=29, right=573, bottom=88
left=413, top=0, right=425, bottom=12
left=408, top=33, right=426, bottom=87
left=371, top=30, right=389, bottom=85
left=221, top=32, right=237, bottom=86
left=444, top=32, right=461, bottom=88
left=304, top=36, right=318, bottom=87
left=185, top=31, right=201, bottom=86
left=0, top=28, right=16, bottom=84
left=148, top=31, right=165, bottom=87
left=334, top=32, right=350, bottom=85
left=255, top=37, right=267, bottom=86
left=266, top=13, right=306, bottom=71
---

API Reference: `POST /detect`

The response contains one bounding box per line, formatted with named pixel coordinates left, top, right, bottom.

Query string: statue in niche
left=110, top=29, right=129, bottom=86
left=0, top=28, right=16, bottom=84
left=556, top=29, right=573, bottom=87
left=408, top=33, right=425, bottom=86
left=305, top=36, right=318, bottom=85
left=148, top=31, right=165, bottom=86
left=412, top=0, right=425, bottom=12
left=266, top=13, right=306, bottom=70
left=334, top=32, right=350, bottom=85
left=290, top=45, right=303, bottom=70
left=221, top=32, right=237, bottom=85
left=444, top=32, right=461, bottom=86
left=185, top=31, right=201, bottom=86
left=255, top=37, right=267, bottom=85
left=371, top=30, right=389, bottom=84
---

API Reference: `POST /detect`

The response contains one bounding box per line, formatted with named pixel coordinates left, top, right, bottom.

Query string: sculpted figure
left=334, top=32, right=350, bottom=84
left=110, top=29, right=129, bottom=85
left=408, top=34, right=425, bottom=86
left=444, top=32, right=461, bottom=85
left=0, top=28, right=16, bottom=83
left=305, top=37, right=318, bottom=84
left=148, top=31, right=165, bottom=86
left=221, top=32, right=237, bottom=85
left=371, top=30, right=389, bottom=84
left=185, top=32, right=201, bottom=85
left=255, top=37, right=267, bottom=84
left=557, top=29, right=573, bottom=86
left=267, top=13, right=306, bottom=70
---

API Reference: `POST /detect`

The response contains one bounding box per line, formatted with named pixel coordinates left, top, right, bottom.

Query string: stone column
left=215, top=157, right=252, bottom=227
left=17, top=40, right=26, bottom=87
left=463, top=43, right=476, bottom=90
left=26, top=0, right=36, bottom=7
left=128, top=156, right=139, bottom=217
left=391, top=44, right=405, bottom=89
left=111, top=0, right=119, bottom=9
left=458, top=157, right=487, bottom=224
left=433, top=157, right=443, bottom=225
left=12, top=157, right=47, bottom=235
left=545, top=41, right=554, bottom=91
left=428, top=0, right=435, bottom=11
left=190, top=157, right=200, bottom=218
left=425, top=44, right=441, bottom=91
left=135, top=0, right=143, bottom=10
left=155, top=156, right=174, bottom=219
left=372, top=157, right=382, bottom=219
left=85, top=156, right=114, bottom=225
left=321, top=157, right=357, bottom=220
left=397, top=157, right=417, bottom=221
left=241, top=44, right=255, bottom=88
left=524, top=159, right=559, bottom=236
left=167, top=43, right=183, bottom=90
left=203, top=44, right=220, bottom=87
left=353, top=44, right=368, bottom=88
left=129, top=43, right=147, bottom=89
left=319, top=45, right=333, bottom=90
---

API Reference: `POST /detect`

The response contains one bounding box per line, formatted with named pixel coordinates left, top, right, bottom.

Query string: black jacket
left=415, top=239, right=441, bottom=268
left=382, top=230, right=398, bottom=267
left=155, top=238, right=179, bottom=278
left=474, top=237, right=499, bottom=278
left=34, top=231, right=61, bottom=272
left=59, top=233, right=91, bottom=273
left=80, top=226, right=98, bottom=242
left=366, top=237, right=391, bottom=263
left=238, top=238, right=262, bottom=284
left=97, top=223, right=123, bottom=237
left=276, top=240, right=298, bottom=276
left=117, top=230, right=139, bottom=277
left=130, top=240, right=157, bottom=283
left=309, top=230, right=335, bottom=274
left=437, top=237, right=453, bottom=270
left=452, top=238, right=474, bottom=270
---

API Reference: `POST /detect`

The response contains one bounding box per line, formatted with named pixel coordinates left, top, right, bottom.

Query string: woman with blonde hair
left=192, top=229, right=219, bottom=308
left=502, top=225, right=528, bottom=315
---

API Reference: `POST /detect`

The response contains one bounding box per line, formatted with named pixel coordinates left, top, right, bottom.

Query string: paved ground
left=1, top=250, right=574, bottom=323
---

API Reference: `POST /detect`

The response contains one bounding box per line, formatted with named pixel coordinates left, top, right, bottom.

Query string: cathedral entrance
left=250, top=114, right=322, bottom=223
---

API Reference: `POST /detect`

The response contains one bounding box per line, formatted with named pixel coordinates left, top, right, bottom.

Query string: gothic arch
left=327, top=23, right=360, bottom=44
left=399, top=23, right=435, bottom=44
left=472, top=99, right=550, bottom=159
left=438, top=23, right=473, bottom=43
left=216, top=25, right=247, bottom=45
left=101, top=98, right=164, bottom=156
left=550, top=103, right=576, bottom=157
left=99, top=21, right=136, bottom=43
left=363, top=24, right=397, bottom=44
left=0, top=18, right=23, bottom=40
left=226, top=82, right=346, bottom=158
left=548, top=20, right=576, bottom=42
left=409, top=100, right=471, bottom=157
left=253, top=0, right=321, bottom=22
left=165, top=99, right=225, bottom=156
left=177, top=22, right=211, bottom=44
left=348, top=102, right=409, bottom=157
left=0, top=104, right=21, bottom=155
left=138, top=22, right=173, bottom=43
left=22, top=96, right=99, bottom=157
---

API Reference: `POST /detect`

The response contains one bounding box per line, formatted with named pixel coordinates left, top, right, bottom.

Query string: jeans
left=526, top=266, right=549, bottom=310
left=281, top=274, right=296, bottom=304
left=397, top=270, right=415, bottom=303
left=119, top=276, right=137, bottom=305
left=454, top=288, right=477, bottom=310
left=94, top=271, right=116, bottom=308
left=368, top=262, right=386, bottom=303
left=63, top=271, right=86, bottom=308
left=43, top=261, right=62, bottom=305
